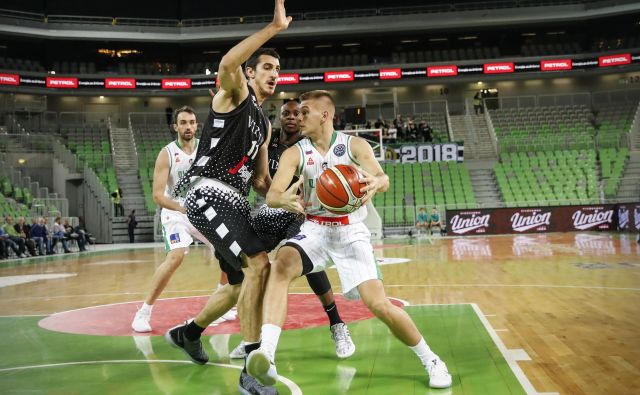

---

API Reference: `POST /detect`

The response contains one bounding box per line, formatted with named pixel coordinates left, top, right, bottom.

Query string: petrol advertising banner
left=105, top=78, right=136, bottom=89
left=46, top=77, right=78, bottom=89
left=277, top=73, right=300, bottom=85
left=0, top=73, right=20, bottom=85
left=3, top=50, right=640, bottom=92
left=324, top=71, right=354, bottom=82
left=379, top=68, right=402, bottom=80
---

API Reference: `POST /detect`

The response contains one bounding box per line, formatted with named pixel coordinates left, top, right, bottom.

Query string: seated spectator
left=428, top=207, right=444, bottom=236
left=14, top=216, right=37, bottom=256
left=387, top=127, right=397, bottom=143
left=64, top=218, right=86, bottom=252
left=406, top=119, right=418, bottom=141
left=29, top=217, right=50, bottom=255
left=415, top=207, right=429, bottom=235
left=75, top=216, right=93, bottom=247
left=0, top=232, right=5, bottom=259
left=0, top=224, right=22, bottom=258
left=393, top=114, right=404, bottom=139
left=51, top=217, right=71, bottom=253
left=42, top=217, right=54, bottom=254
left=421, top=123, right=434, bottom=143
left=2, top=216, right=27, bottom=258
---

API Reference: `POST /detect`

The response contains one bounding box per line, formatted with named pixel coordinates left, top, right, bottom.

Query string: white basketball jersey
left=164, top=139, right=199, bottom=202
left=294, top=131, right=367, bottom=223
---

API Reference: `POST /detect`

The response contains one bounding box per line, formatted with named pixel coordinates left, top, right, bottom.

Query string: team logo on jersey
left=307, top=157, right=315, bottom=165
left=292, top=234, right=306, bottom=240
left=333, top=144, right=346, bottom=157
left=169, top=233, right=181, bottom=244
left=305, top=150, right=313, bottom=155
left=213, top=119, right=225, bottom=128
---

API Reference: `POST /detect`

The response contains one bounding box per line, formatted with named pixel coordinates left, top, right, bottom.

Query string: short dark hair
left=172, top=106, right=196, bottom=124
left=245, top=48, right=280, bottom=72
left=299, top=90, right=335, bottom=107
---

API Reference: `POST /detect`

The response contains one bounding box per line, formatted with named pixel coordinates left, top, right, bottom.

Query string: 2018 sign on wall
left=396, top=143, right=464, bottom=163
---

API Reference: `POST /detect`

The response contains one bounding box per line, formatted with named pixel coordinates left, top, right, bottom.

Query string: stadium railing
left=82, top=164, right=113, bottom=244
left=3, top=1, right=629, bottom=29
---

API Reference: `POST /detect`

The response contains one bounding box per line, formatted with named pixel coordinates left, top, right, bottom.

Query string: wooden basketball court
left=0, top=232, right=638, bottom=394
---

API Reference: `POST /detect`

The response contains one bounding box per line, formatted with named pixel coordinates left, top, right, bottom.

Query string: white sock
left=260, top=324, right=282, bottom=362
left=410, top=337, right=438, bottom=366
left=140, top=303, right=153, bottom=314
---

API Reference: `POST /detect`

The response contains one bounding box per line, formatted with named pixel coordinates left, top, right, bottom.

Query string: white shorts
left=284, top=220, right=381, bottom=300
left=160, top=209, right=211, bottom=252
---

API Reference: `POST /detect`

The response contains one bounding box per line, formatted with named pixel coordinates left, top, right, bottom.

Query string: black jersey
left=267, top=133, right=290, bottom=178
left=267, top=132, right=302, bottom=187
left=174, top=85, right=269, bottom=197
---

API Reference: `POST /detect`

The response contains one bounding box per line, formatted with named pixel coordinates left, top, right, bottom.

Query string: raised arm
left=266, top=146, right=304, bottom=214
left=152, top=149, right=186, bottom=213
left=213, top=0, right=291, bottom=112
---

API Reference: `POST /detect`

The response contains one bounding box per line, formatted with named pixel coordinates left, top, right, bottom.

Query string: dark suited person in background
left=128, top=210, right=137, bottom=243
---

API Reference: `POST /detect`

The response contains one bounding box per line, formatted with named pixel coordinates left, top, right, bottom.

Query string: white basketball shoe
left=230, top=340, right=248, bottom=359
left=426, top=357, right=452, bottom=388
left=131, top=309, right=152, bottom=333
left=211, top=306, right=238, bottom=325
left=330, top=323, right=356, bottom=359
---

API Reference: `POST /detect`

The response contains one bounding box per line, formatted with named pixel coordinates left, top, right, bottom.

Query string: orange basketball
left=316, top=164, right=366, bottom=214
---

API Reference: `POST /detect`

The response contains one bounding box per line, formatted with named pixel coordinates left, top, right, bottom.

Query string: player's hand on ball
left=282, top=176, right=306, bottom=214
left=359, top=168, right=378, bottom=204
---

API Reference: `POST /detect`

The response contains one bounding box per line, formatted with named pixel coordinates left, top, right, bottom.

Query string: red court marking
left=38, top=294, right=404, bottom=337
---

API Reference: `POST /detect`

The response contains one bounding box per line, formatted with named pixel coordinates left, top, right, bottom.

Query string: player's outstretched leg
left=164, top=282, right=240, bottom=364
left=246, top=246, right=303, bottom=386
left=357, top=279, right=452, bottom=389
left=211, top=268, right=238, bottom=324
left=306, top=271, right=355, bottom=358
left=132, top=248, right=186, bottom=332
left=238, top=251, right=280, bottom=394
left=165, top=320, right=210, bottom=365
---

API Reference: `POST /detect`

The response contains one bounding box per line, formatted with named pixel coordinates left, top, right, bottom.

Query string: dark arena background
left=0, top=1, right=639, bottom=394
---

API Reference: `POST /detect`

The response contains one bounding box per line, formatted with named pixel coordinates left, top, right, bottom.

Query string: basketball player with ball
left=246, top=90, right=452, bottom=389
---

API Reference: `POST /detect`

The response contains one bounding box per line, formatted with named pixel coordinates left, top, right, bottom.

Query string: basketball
left=316, top=164, right=366, bottom=214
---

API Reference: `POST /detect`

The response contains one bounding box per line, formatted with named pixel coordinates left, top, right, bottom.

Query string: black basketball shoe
left=164, top=321, right=209, bottom=365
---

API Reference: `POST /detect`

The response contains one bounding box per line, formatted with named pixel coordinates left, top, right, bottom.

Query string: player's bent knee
left=165, top=249, right=186, bottom=266
left=365, top=298, right=394, bottom=319
left=222, top=283, right=242, bottom=302
left=242, top=252, right=270, bottom=277
left=271, top=258, right=301, bottom=280
left=274, top=245, right=305, bottom=278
